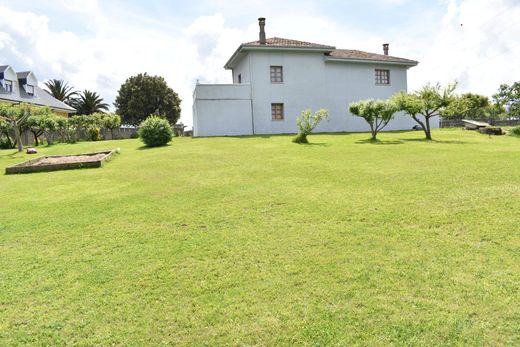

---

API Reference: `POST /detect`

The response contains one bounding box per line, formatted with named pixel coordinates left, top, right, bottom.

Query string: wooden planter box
left=5, top=150, right=118, bottom=174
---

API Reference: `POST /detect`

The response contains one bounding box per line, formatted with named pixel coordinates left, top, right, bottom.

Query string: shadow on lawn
left=0, top=150, right=21, bottom=158
left=136, top=144, right=173, bottom=150
left=400, top=138, right=471, bottom=144
left=355, top=139, right=404, bottom=145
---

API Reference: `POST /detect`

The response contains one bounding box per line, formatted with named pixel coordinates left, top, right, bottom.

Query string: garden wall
left=440, top=119, right=520, bottom=128
left=20, top=127, right=138, bottom=146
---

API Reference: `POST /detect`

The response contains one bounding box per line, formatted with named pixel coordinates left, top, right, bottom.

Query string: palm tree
left=44, top=79, right=78, bottom=106
left=75, top=90, right=109, bottom=115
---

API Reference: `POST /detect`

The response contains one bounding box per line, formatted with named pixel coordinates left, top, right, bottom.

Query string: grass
left=0, top=129, right=519, bottom=346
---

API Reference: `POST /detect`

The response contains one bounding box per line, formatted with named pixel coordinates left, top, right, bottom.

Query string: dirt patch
left=34, top=153, right=108, bottom=166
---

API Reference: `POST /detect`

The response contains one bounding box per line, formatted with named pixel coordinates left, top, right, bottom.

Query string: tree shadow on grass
left=294, top=142, right=330, bottom=147
left=355, top=138, right=404, bottom=145
left=400, top=138, right=470, bottom=144
left=0, top=150, right=21, bottom=158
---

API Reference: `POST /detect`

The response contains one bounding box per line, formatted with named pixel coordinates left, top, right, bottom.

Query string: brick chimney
left=383, top=43, right=389, bottom=55
left=258, top=17, right=266, bottom=44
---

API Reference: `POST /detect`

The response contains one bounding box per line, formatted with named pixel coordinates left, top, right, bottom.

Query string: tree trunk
left=31, top=130, right=39, bottom=146
left=13, top=121, right=23, bottom=152
left=424, top=117, right=432, bottom=140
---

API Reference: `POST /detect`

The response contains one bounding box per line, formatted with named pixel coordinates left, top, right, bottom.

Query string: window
left=4, top=80, right=13, bottom=93
left=271, top=103, right=284, bottom=120
left=26, top=84, right=34, bottom=96
left=238, top=74, right=242, bottom=84
left=375, top=69, right=390, bottom=85
left=270, top=66, right=283, bottom=83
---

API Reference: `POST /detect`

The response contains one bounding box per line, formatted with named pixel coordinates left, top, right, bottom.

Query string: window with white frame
left=4, top=80, right=13, bottom=93
left=270, top=66, right=283, bottom=83
left=375, top=69, right=390, bottom=85
left=26, top=84, right=34, bottom=95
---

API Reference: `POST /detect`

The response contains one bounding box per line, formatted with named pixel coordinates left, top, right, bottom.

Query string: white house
left=193, top=18, right=426, bottom=137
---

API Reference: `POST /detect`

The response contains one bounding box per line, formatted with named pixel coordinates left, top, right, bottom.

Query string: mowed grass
left=0, top=129, right=519, bottom=346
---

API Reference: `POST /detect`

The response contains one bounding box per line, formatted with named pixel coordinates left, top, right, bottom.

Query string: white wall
left=248, top=50, right=419, bottom=134
left=193, top=84, right=253, bottom=137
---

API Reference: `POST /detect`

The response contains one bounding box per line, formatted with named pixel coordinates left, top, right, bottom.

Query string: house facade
left=193, top=18, right=426, bottom=137
left=0, top=65, right=75, bottom=116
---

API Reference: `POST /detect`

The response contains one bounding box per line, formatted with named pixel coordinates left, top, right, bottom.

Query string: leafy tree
left=0, top=116, right=14, bottom=149
left=441, top=93, right=489, bottom=120
left=349, top=99, right=397, bottom=140
left=493, top=81, right=520, bottom=118
left=101, top=113, right=122, bottom=139
left=0, top=104, right=30, bottom=152
left=74, top=90, right=109, bottom=115
left=393, top=82, right=457, bottom=140
left=293, top=109, right=329, bottom=143
left=115, top=73, right=181, bottom=125
left=44, top=79, right=78, bottom=106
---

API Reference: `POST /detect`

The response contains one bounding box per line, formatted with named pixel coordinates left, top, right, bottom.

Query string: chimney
left=383, top=43, right=389, bottom=56
left=258, top=17, right=266, bottom=44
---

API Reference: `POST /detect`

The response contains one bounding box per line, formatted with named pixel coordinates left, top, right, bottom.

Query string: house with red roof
left=193, top=18, right=422, bottom=137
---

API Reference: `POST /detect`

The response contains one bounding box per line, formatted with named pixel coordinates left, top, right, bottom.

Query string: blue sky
left=1, top=0, right=519, bottom=125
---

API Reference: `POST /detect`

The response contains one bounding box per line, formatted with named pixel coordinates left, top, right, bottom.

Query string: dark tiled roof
left=0, top=65, right=9, bottom=72
left=0, top=82, right=75, bottom=112
left=243, top=37, right=335, bottom=49
left=328, top=49, right=418, bottom=65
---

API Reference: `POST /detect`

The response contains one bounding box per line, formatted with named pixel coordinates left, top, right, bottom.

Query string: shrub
left=293, top=109, right=329, bottom=144
left=138, top=115, right=173, bottom=147
left=87, top=127, right=102, bottom=141
left=130, top=131, right=139, bottom=139
left=510, top=126, right=520, bottom=137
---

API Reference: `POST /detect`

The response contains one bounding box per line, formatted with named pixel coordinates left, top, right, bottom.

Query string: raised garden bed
left=5, top=149, right=118, bottom=174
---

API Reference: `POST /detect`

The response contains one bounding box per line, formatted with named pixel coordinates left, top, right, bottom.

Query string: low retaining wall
left=440, top=119, right=520, bottom=128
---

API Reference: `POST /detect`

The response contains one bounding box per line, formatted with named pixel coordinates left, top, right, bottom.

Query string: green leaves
left=293, top=109, right=329, bottom=143
left=348, top=99, right=397, bottom=140
left=115, top=73, right=181, bottom=126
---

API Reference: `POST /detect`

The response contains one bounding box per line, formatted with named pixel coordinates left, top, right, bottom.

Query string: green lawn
left=0, top=129, right=519, bottom=346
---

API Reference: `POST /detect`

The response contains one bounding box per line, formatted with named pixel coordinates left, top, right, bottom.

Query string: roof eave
left=224, top=44, right=336, bottom=70
left=325, top=56, right=418, bottom=67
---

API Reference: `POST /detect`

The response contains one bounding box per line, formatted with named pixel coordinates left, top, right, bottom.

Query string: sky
left=0, top=0, right=519, bottom=126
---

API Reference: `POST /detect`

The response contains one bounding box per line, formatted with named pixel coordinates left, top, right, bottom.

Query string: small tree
left=393, top=82, right=457, bottom=140
left=0, top=104, right=29, bottom=152
left=349, top=99, right=397, bottom=140
left=293, top=109, right=329, bottom=143
left=441, top=93, right=490, bottom=120
left=101, top=113, right=121, bottom=139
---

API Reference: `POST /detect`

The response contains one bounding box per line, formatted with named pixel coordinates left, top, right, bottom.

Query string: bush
left=87, top=127, right=102, bottom=141
left=138, top=115, right=173, bottom=147
left=510, top=126, right=520, bottom=137
left=130, top=131, right=139, bottom=139
left=293, top=109, right=329, bottom=144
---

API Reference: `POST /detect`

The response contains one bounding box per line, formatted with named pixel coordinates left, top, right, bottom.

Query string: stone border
left=5, top=149, right=118, bottom=175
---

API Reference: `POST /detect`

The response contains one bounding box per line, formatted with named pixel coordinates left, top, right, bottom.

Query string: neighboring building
left=0, top=65, right=75, bottom=116
left=193, top=18, right=427, bottom=137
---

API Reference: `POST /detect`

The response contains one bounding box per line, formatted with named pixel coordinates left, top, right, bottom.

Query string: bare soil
left=32, top=153, right=108, bottom=166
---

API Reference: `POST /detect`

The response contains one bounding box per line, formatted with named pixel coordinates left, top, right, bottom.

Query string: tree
left=115, top=73, right=181, bottom=125
left=441, top=93, right=490, bottom=120
left=101, top=113, right=122, bottom=139
left=74, top=90, right=109, bottom=115
left=44, top=79, right=78, bottom=106
left=293, top=109, right=329, bottom=143
left=0, top=104, right=30, bottom=152
left=349, top=99, right=397, bottom=140
left=493, top=81, right=520, bottom=118
left=393, top=82, right=457, bottom=140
